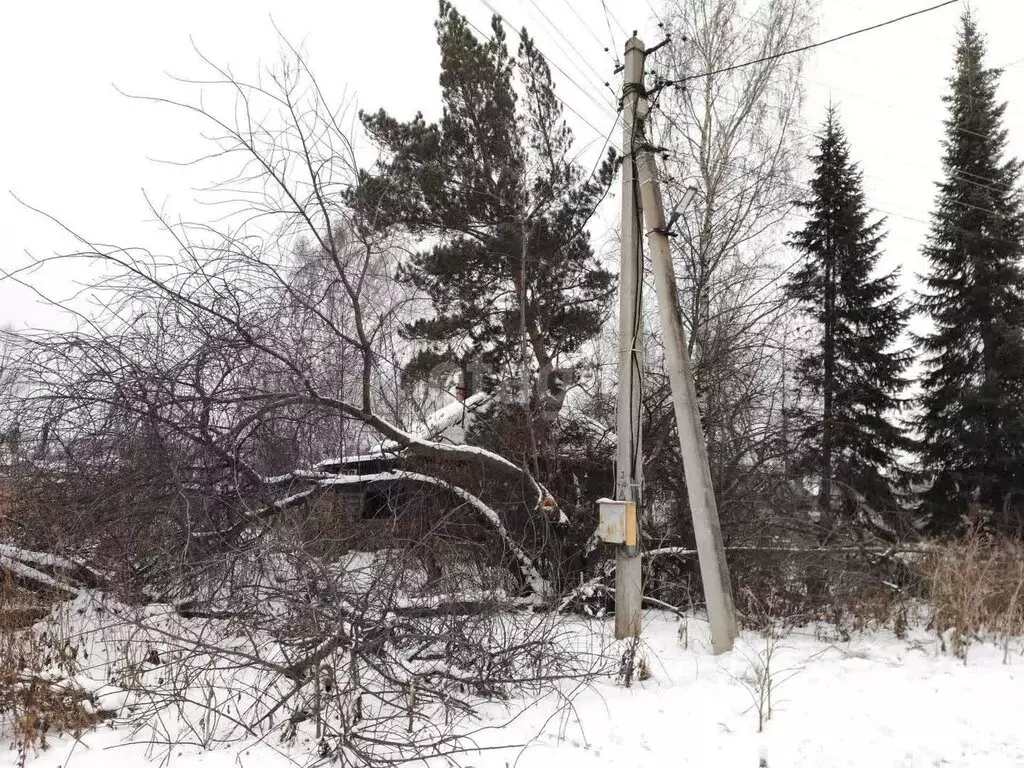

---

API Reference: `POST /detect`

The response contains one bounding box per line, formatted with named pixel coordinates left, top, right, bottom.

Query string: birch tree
left=647, top=0, right=816, bottom=538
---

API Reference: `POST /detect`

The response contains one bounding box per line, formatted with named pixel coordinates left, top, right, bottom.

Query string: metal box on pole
left=596, top=499, right=638, bottom=546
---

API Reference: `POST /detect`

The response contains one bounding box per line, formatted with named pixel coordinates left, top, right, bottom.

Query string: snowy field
left=4, top=604, right=1023, bottom=768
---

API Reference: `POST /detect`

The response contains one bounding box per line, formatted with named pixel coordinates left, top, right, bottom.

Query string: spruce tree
left=787, top=107, right=912, bottom=538
left=916, top=12, right=1024, bottom=534
left=351, top=2, right=616, bottom=392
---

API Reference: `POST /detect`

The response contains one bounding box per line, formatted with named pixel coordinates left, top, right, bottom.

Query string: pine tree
left=787, top=107, right=912, bottom=538
left=916, top=12, right=1024, bottom=534
left=351, top=2, right=616, bottom=393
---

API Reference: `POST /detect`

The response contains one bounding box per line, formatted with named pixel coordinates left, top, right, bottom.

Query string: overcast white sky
left=2, top=0, right=1022, bottom=330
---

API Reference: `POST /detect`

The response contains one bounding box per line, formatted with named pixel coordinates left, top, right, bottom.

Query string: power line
left=641, top=0, right=664, bottom=26
left=648, top=104, right=1023, bottom=262
left=558, top=0, right=620, bottom=67
left=871, top=204, right=1023, bottom=250
left=653, top=75, right=1016, bottom=202
left=565, top=116, right=621, bottom=245
left=599, top=0, right=629, bottom=39
left=522, top=0, right=620, bottom=102
left=668, top=1, right=959, bottom=85
left=476, top=0, right=620, bottom=116
left=457, top=8, right=621, bottom=152
left=832, top=0, right=954, bottom=47
left=704, top=168, right=1017, bottom=257
left=730, top=3, right=1021, bottom=155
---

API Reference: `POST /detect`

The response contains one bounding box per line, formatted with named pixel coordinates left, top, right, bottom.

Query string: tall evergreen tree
left=787, top=107, right=912, bottom=539
left=351, top=2, right=616, bottom=393
left=916, top=12, right=1024, bottom=534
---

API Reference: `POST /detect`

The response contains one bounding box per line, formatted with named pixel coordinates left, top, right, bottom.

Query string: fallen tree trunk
left=0, top=543, right=108, bottom=597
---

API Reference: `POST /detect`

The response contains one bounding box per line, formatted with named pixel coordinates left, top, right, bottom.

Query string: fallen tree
left=0, top=45, right=621, bottom=765
left=0, top=544, right=106, bottom=597
left=4, top=47, right=570, bottom=602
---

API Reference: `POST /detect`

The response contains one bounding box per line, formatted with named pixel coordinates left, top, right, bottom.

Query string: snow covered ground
left=495, top=615, right=1024, bottom=768
left=4, top=609, right=1023, bottom=768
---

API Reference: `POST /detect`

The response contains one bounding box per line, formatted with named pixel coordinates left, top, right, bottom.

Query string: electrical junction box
left=596, top=498, right=637, bottom=545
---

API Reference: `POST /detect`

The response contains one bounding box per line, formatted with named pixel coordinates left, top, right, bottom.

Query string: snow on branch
left=0, top=551, right=80, bottom=597
left=0, top=543, right=106, bottom=594
left=0, top=544, right=83, bottom=572
left=238, top=392, right=554, bottom=513
left=317, top=471, right=550, bottom=596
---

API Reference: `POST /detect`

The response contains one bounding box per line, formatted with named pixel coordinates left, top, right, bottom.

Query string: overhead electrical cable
left=600, top=0, right=629, bottom=39
left=522, top=0, right=622, bottom=103
left=458, top=13, right=621, bottom=152
left=476, top=0, right=620, bottom=116
left=667, top=1, right=959, bottom=85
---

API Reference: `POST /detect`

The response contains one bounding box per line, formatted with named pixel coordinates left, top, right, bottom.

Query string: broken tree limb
left=231, top=392, right=554, bottom=514
left=317, top=472, right=551, bottom=597
left=0, top=544, right=107, bottom=596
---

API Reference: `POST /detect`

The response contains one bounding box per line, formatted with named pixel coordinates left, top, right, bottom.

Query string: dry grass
left=921, top=529, right=1024, bottom=662
left=727, top=548, right=919, bottom=641
left=0, top=573, right=98, bottom=766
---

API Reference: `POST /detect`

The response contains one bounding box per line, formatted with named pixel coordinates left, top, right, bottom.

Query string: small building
left=272, top=390, right=616, bottom=566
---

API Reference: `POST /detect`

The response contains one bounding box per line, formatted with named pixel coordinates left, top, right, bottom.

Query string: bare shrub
left=733, top=548, right=917, bottom=639
left=732, top=591, right=808, bottom=733
left=736, top=634, right=781, bottom=733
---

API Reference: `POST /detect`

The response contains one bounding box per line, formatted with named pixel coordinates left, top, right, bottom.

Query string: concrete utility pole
left=634, top=146, right=739, bottom=653
left=613, top=34, right=646, bottom=640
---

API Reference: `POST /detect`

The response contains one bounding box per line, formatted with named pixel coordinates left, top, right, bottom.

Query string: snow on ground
left=479, top=614, right=1024, bottom=768
left=5, top=610, right=1023, bottom=768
